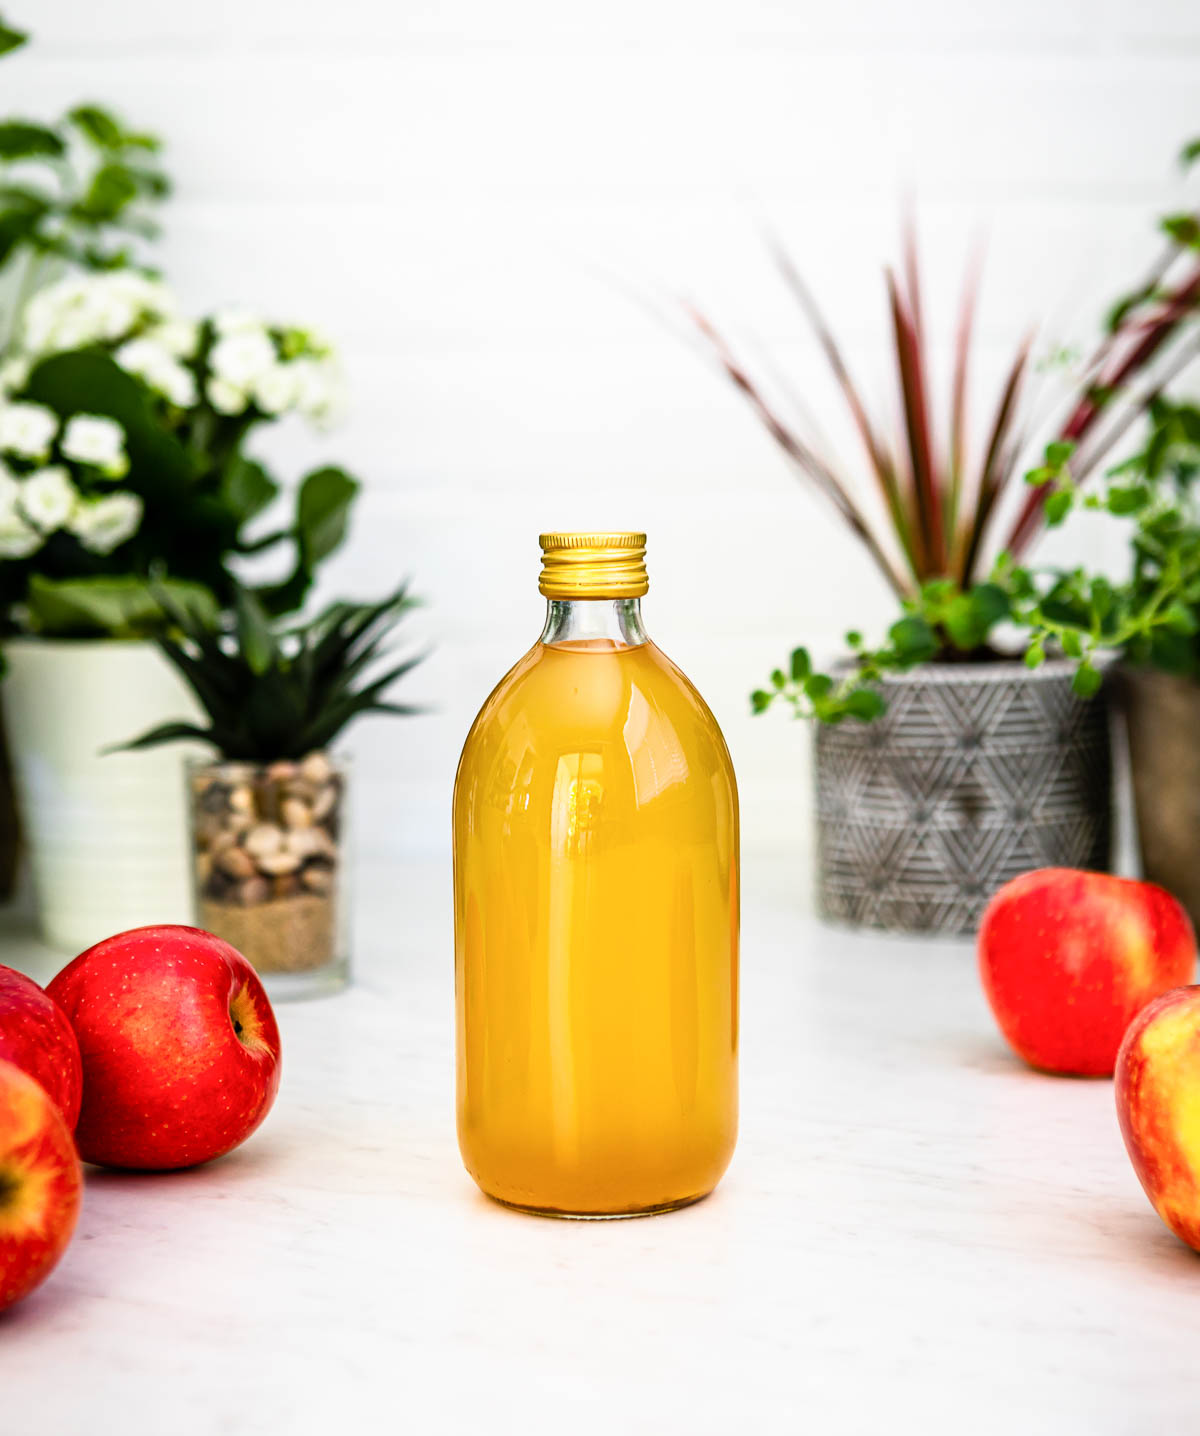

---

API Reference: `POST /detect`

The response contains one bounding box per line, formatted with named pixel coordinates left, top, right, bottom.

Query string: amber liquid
left=453, top=636, right=739, bottom=1216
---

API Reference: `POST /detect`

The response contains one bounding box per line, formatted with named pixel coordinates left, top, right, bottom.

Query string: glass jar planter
left=187, top=753, right=349, bottom=1000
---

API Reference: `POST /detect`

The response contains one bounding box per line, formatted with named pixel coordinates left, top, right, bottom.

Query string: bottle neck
left=540, top=598, right=648, bottom=648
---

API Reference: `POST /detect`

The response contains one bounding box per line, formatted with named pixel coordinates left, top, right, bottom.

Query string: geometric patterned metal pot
left=814, top=660, right=1113, bottom=936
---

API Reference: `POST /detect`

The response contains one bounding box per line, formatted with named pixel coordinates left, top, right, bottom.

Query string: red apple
left=1116, top=985, right=1200, bottom=1250
left=0, top=965, right=83, bottom=1129
left=47, top=925, right=281, bottom=1171
left=0, top=1057, right=82, bottom=1311
left=978, top=868, right=1196, bottom=1076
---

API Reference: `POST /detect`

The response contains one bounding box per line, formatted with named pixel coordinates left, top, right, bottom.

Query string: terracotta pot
left=1120, top=665, right=1200, bottom=932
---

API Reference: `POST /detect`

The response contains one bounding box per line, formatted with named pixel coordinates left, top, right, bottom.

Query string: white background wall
left=7, top=1, right=1199, bottom=879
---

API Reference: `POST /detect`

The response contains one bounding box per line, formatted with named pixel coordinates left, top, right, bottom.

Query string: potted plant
left=0, top=20, right=364, bottom=952
left=0, top=273, right=359, bottom=952
left=119, top=586, right=424, bottom=1000
left=686, top=154, right=1200, bottom=934
left=0, top=13, right=172, bottom=899
left=0, top=284, right=359, bottom=952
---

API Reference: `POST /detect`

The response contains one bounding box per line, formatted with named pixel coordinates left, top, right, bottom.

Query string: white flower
left=108, top=271, right=175, bottom=314
left=21, top=271, right=176, bottom=357
left=115, top=338, right=198, bottom=409
left=289, top=357, right=346, bottom=426
left=147, top=318, right=200, bottom=360
left=22, top=279, right=83, bottom=353
left=251, top=363, right=298, bottom=415
left=209, top=329, right=277, bottom=389
left=114, top=336, right=171, bottom=381
left=0, top=358, right=30, bottom=397
left=0, top=402, right=58, bottom=461
left=67, top=492, right=143, bottom=554
left=213, top=309, right=265, bottom=336
left=0, top=509, right=42, bottom=558
left=19, top=466, right=79, bottom=534
left=157, top=359, right=198, bottom=408
left=61, top=415, right=129, bottom=478
left=207, top=377, right=248, bottom=416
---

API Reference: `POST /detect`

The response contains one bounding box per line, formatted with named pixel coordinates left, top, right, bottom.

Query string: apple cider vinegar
left=453, top=533, right=738, bottom=1217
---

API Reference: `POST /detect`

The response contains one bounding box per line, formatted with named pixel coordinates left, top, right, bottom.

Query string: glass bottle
left=453, top=532, right=739, bottom=1217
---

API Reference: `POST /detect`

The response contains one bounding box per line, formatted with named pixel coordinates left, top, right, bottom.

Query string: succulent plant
left=121, top=584, right=424, bottom=761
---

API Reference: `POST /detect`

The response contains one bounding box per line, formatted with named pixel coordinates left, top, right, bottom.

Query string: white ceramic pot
left=3, top=639, right=205, bottom=953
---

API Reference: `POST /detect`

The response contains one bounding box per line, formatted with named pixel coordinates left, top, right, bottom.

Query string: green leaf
left=1162, top=214, right=1200, bottom=250
left=1025, top=466, right=1055, bottom=487
left=944, top=594, right=982, bottom=651
left=888, top=614, right=938, bottom=665
left=770, top=668, right=786, bottom=690
left=803, top=673, right=833, bottom=700
left=0, top=203, right=44, bottom=265
left=109, top=721, right=216, bottom=755
left=1106, top=483, right=1150, bottom=516
left=296, top=466, right=357, bottom=567
left=1163, top=603, right=1198, bottom=635
left=74, top=162, right=139, bottom=222
left=1044, top=489, right=1072, bottom=526
left=222, top=455, right=279, bottom=525
left=1181, top=138, right=1200, bottom=169
left=234, top=588, right=276, bottom=676
left=789, top=646, right=811, bottom=682
left=26, top=576, right=219, bottom=639
left=968, top=581, right=1011, bottom=630
left=845, top=629, right=863, bottom=648
left=68, top=105, right=125, bottom=149
left=0, top=120, right=65, bottom=159
left=1060, top=630, right=1083, bottom=658
left=0, top=182, right=50, bottom=210
left=1024, top=640, right=1045, bottom=670
left=1045, top=440, right=1075, bottom=468
left=1090, top=576, right=1114, bottom=620
left=255, top=467, right=359, bottom=616
left=0, top=20, right=27, bottom=55
left=1106, top=293, right=1141, bottom=333
left=125, top=165, right=170, bottom=198
left=842, top=688, right=886, bottom=722
left=1072, top=661, right=1102, bottom=698
left=750, top=689, right=772, bottom=714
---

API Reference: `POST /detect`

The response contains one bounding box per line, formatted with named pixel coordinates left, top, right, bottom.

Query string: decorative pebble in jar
left=188, top=751, right=349, bottom=999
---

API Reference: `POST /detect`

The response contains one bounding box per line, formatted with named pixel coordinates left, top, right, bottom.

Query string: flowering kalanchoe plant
left=0, top=271, right=357, bottom=637
left=10, top=272, right=344, bottom=428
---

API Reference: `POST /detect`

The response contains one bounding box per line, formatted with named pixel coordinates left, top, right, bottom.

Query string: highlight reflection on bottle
left=453, top=532, right=739, bottom=1217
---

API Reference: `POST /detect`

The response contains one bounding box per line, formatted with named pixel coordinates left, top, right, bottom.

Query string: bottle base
left=484, top=1189, right=712, bottom=1221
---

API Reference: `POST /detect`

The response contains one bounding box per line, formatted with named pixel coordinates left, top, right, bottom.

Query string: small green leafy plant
left=754, top=417, right=1200, bottom=721
left=121, top=586, right=426, bottom=761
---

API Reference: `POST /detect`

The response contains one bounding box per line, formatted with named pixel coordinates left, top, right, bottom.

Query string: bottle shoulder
left=455, top=638, right=736, bottom=795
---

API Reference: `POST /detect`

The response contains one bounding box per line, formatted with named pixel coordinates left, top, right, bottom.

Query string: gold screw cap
left=538, top=531, right=648, bottom=599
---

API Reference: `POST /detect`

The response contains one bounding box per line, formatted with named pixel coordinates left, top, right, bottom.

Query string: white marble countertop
left=1, top=857, right=1196, bottom=1435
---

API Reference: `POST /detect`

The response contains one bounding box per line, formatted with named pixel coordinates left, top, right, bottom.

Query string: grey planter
left=814, top=660, right=1113, bottom=936
left=1119, top=665, right=1200, bottom=935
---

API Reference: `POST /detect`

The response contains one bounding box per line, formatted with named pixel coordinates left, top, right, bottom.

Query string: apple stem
left=0, top=1167, right=20, bottom=1211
